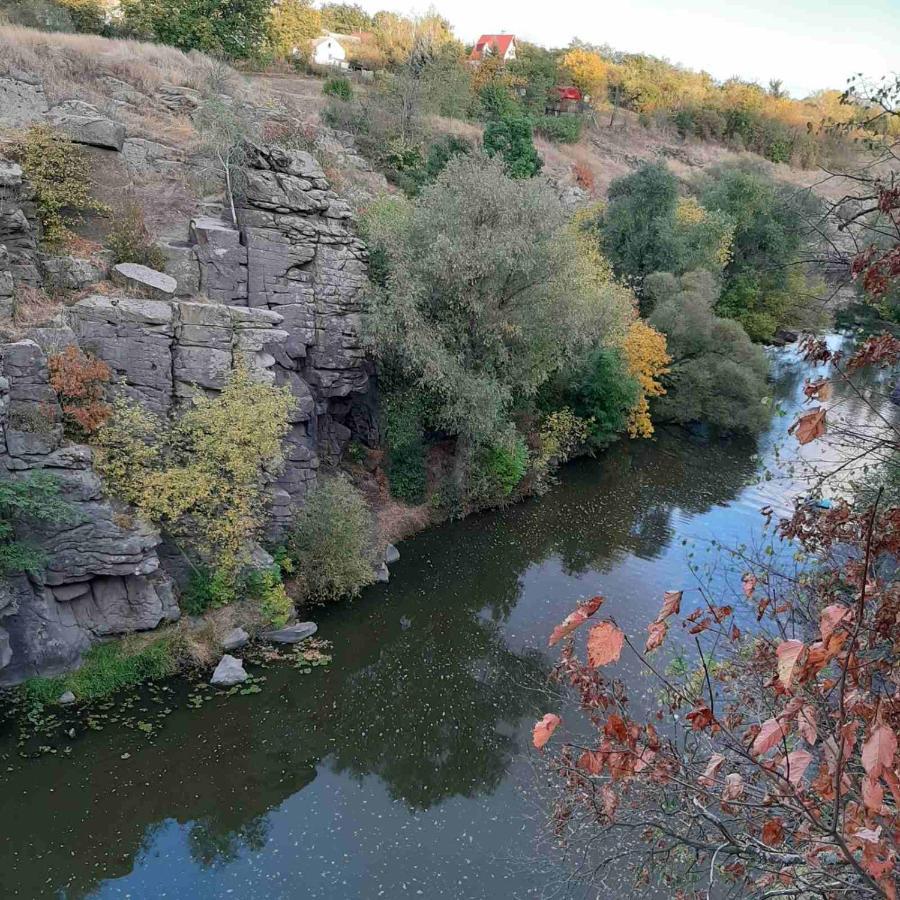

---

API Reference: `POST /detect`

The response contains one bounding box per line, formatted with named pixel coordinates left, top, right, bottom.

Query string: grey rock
left=40, top=253, right=108, bottom=291
left=111, top=262, right=177, bottom=299
left=384, top=543, right=400, bottom=565
left=0, top=628, right=10, bottom=670
left=374, top=562, right=390, bottom=584
left=210, top=654, right=248, bottom=687
left=261, top=622, right=316, bottom=644
left=47, top=100, right=126, bottom=151
left=160, top=241, right=200, bottom=296
left=222, top=627, right=250, bottom=652
left=157, top=83, right=202, bottom=113
left=58, top=690, right=76, bottom=705
left=121, top=138, right=184, bottom=175
left=0, top=71, right=49, bottom=127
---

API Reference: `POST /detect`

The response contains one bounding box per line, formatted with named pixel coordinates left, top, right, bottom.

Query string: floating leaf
left=533, top=713, right=561, bottom=750
left=587, top=622, right=624, bottom=667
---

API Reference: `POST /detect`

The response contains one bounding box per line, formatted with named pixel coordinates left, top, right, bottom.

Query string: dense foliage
left=365, top=155, right=631, bottom=447
left=646, top=270, right=770, bottom=432
left=48, top=346, right=111, bottom=439
left=283, top=475, right=375, bottom=605
left=93, top=367, right=295, bottom=581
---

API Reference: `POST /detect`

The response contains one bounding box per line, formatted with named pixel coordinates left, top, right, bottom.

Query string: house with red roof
left=469, top=34, right=517, bottom=63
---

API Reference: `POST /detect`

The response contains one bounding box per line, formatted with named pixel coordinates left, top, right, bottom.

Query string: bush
left=382, top=389, right=427, bottom=503
left=566, top=347, right=640, bottom=447
left=468, top=436, right=529, bottom=506
left=244, top=567, right=293, bottom=626
left=483, top=114, right=542, bottom=179
left=647, top=270, right=770, bottom=432
left=7, top=126, right=107, bottom=246
left=181, top=565, right=235, bottom=616
left=93, top=367, right=295, bottom=579
left=121, top=0, right=272, bottom=59
left=533, top=115, right=583, bottom=144
left=323, top=76, right=353, bottom=101
left=23, top=636, right=177, bottom=705
left=0, top=473, right=75, bottom=576
left=48, top=346, right=111, bottom=439
left=284, top=475, right=375, bottom=605
left=106, top=205, right=166, bottom=271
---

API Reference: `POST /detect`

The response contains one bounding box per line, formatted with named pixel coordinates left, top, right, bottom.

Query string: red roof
left=469, top=34, right=515, bottom=61
left=553, top=86, right=583, bottom=101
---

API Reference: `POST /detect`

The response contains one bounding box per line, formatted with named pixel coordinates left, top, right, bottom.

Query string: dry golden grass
left=0, top=286, right=63, bottom=339
left=0, top=25, right=241, bottom=101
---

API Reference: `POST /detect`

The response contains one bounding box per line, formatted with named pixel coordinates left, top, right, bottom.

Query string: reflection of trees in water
left=326, top=619, right=547, bottom=810
left=187, top=815, right=269, bottom=868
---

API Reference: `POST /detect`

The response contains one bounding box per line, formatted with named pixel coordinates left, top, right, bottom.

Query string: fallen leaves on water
left=533, top=713, right=561, bottom=750
left=587, top=622, right=625, bottom=667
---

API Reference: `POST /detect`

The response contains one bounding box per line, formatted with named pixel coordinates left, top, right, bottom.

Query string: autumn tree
left=620, top=319, right=670, bottom=438
left=267, top=0, right=321, bottom=60
left=561, top=47, right=609, bottom=105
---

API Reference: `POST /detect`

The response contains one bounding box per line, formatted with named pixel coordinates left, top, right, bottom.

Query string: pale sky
left=343, top=0, right=900, bottom=99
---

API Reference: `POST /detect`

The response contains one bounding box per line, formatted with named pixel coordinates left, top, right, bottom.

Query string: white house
left=311, top=33, right=348, bottom=68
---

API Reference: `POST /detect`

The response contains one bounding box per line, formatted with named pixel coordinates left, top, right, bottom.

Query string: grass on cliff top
left=22, top=633, right=178, bottom=705
left=0, top=25, right=240, bottom=102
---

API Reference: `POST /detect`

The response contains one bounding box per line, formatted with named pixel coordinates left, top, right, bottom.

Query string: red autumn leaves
left=534, top=594, right=624, bottom=749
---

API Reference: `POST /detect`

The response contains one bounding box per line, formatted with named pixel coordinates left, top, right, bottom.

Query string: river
left=0, top=338, right=884, bottom=899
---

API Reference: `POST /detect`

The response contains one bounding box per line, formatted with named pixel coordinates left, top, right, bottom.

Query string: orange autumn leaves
left=534, top=590, right=679, bottom=750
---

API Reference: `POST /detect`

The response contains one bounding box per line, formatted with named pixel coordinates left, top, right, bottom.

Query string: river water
left=0, top=339, right=883, bottom=899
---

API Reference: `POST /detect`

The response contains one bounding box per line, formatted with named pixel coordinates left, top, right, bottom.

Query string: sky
left=345, top=0, right=900, bottom=99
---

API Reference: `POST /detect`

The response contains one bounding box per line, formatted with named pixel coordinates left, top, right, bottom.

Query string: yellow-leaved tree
left=620, top=320, right=670, bottom=438
left=267, top=0, right=322, bottom=60
left=94, top=367, right=295, bottom=584
left=561, top=48, right=610, bottom=104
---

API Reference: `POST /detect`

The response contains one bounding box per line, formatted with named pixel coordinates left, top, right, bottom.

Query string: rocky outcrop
left=0, top=339, right=178, bottom=686
left=46, top=100, right=126, bottom=151
left=0, top=140, right=375, bottom=685
left=0, top=70, right=49, bottom=128
left=0, top=159, right=41, bottom=288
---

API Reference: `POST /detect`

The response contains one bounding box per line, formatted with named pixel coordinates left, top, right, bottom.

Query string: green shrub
left=181, top=566, right=235, bottom=616
left=323, top=76, right=353, bottom=101
left=382, top=389, right=427, bottom=504
left=0, top=473, right=75, bottom=576
left=284, top=475, right=375, bottom=605
left=7, top=126, right=107, bottom=246
left=106, top=205, right=166, bottom=270
left=23, top=635, right=177, bottom=705
left=468, top=436, right=528, bottom=506
left=533, top=115, right=583, bottom=144
left=243, top=566, right=294, bottom=626
left=483, top=114, right=542, bottom=179
left=566, top=347, right=640, bottom=447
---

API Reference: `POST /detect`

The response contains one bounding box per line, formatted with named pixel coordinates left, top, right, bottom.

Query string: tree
left=646, top=269, right=770, bottom=432
left=364, top=154, right=632, bottom=446
left=620, top=319, right=670, bottom=438
left=267, top=0, right=321, bottom=60
left=699, top=160, right=825, bottom=340
left=121, top=0, right=272, bottom=59
left=483, top=113, right=542, bottom=179
left=561, top=47, right=609, bottom=105
left=319, top=2, right=371, bottom=34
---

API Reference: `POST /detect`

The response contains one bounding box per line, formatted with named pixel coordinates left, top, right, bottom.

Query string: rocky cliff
left=0, top=141, right=375, bottom=685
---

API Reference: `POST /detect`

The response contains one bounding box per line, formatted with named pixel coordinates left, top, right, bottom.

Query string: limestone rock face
left=47, top=100, right=126, bottom=151
left=0, top=71, right=49, bottom=128
left=0, top=137, right=375, bottom=685
left=0, top=340, right=179, bottom=686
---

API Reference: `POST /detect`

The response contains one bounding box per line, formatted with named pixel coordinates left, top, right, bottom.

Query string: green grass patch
left=22, top=635, right=178, bottom=705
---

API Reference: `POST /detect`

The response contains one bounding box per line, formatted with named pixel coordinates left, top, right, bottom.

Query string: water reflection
left=0, top=367, right=779, bottom=899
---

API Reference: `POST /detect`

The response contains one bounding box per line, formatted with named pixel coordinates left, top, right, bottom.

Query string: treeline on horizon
left=1, top=0, right=893, bottom=169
